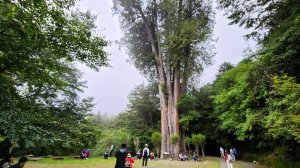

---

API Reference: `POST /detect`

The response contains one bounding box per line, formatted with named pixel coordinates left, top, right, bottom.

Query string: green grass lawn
left=26, top=156, right=265, bottom=168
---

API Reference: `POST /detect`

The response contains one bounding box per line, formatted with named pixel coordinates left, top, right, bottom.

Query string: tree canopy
left=0, top=0, right=108, bottom=156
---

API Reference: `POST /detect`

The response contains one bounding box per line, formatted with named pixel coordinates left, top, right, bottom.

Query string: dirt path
left=220, top=159, right=257, bottom=168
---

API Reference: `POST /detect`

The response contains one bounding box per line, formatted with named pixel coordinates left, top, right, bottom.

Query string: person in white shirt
left=220, top=147, right=224, bottom=159
left=142, top=144, right=150, bottom=168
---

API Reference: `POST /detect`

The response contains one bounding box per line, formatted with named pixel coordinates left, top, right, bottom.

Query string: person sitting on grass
left=10, top=157, right=28, bottom=168
left=125, top=153, right=134, bottom=168
left=136, top=150, right=142, bottom=160
left=183, top=153, right=188, bottom=161
left=149, top=152, right=155, bottom=160
left=0, top=153, right=13, bottom=168
left=192, top=152, right=198, bottom=162
left=178, top=153, right=184, bottom=161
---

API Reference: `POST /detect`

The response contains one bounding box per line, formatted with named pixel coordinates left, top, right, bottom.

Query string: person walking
left=142, top=144, right=150, bottom=168
left=220, top=146, right=224, bottom=159
left=224, top=149, right=233, bottom=168
left=115, top=144, right=128, bottom=168
left=10, top=157, right=28, bottom=168
left=232, top=147, right=238, bottom=160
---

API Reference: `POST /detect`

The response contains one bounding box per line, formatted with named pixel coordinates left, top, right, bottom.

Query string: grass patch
left=26, top=156, right=220, bottom=168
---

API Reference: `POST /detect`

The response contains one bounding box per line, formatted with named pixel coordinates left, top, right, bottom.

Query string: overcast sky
left=76, top=0, right=256, bottom=117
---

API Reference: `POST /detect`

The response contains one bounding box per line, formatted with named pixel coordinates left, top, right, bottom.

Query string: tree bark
left=135, top=2, right=170, bottom=158
left=166, top=65, right=174, bottom=155
left=201, top=146, right=205, bottom=158
left=173, top=64, right=180, bottom=154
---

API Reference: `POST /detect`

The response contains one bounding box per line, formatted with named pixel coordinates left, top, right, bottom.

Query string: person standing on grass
left=10, top=157, right=28, bottom=168
left=115, top=144, right=128, bottom=168
left=220, top=146, right=224, bottom=159
left=142, top=144, right=150, bottom=168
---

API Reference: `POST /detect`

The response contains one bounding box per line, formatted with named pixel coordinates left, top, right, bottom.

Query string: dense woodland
left=1, top=0, right=300, bottom=168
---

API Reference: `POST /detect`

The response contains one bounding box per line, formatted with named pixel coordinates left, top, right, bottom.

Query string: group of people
left=220, top=146, right=238, bottom=168
left=178, top=152, right=188, bottom=161
left=115, top=144, right=152, bottom=168
left=0, top=154, right=28, bottom=168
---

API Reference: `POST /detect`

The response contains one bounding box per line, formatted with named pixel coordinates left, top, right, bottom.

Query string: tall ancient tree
left=113, top=0, right=214, bottom=157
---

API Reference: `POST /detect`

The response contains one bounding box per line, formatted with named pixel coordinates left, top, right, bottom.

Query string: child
left=150, top=152, right=155, bottom=160
left=125, top=153, right=134, bottom=168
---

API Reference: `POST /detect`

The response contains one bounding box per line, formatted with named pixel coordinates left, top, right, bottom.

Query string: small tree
left=184, top=136, right=192, bottom=155
left=171, top=134, right=180, bottom=156
left=151, top=132, right=162, bottom=157
left=191, top=134, right=206, bottom=158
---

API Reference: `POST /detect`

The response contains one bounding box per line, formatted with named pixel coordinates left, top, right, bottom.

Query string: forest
left=0, top=0, right=299, bottom=168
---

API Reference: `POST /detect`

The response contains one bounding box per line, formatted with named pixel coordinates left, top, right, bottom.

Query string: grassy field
left=25, top=156, right=264, bottom=168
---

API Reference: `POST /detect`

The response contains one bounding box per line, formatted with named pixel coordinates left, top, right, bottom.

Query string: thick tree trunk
left=180, top=128, right=186, bottom=153
left=166, top=67, right=174, bottom=155
left=135, top=2, right=171, bottom=158
left=173, top=64, right=180, bottom=154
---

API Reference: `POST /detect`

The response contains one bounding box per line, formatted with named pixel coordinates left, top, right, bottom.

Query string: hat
left=145, top=144, right=148, bottom=147
left=19, top=156, right=28, bottom=163
left=127, top=153, right=132, bottom=158
left=121, top=144, right=127, bottom=148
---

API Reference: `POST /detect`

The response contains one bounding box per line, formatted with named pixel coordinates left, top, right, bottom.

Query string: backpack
left=143, top=148, right=148, bottom=156
left=125, top=159, right=130, bottom=168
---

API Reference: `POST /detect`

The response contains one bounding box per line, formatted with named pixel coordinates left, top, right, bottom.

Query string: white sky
left=76, top=0, right=256, bottom=116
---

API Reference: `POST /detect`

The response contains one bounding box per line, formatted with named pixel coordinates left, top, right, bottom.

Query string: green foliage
left=151, top=132, right=162, bottom=156
left=95, top=129, right=132, bottom=156
left=0, top=0, right=108, bottom=156
left=106, top=83, right=160, bottom=154
left=191, top=133, right=206, bottom=157
left=191, top=134, right=206, bottom=147
left=266, top=75, right=300, bottom=143
left=171, top=134, right=180, bottom=145
left=151, top=132, right=162, bottom=147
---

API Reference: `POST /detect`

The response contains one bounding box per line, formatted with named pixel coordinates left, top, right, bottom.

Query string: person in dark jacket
left=0, top=153, right=13, bottom=168
left=10, top=157, right=28, bottom=168
left=115, top=144, right=128, bottom=168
